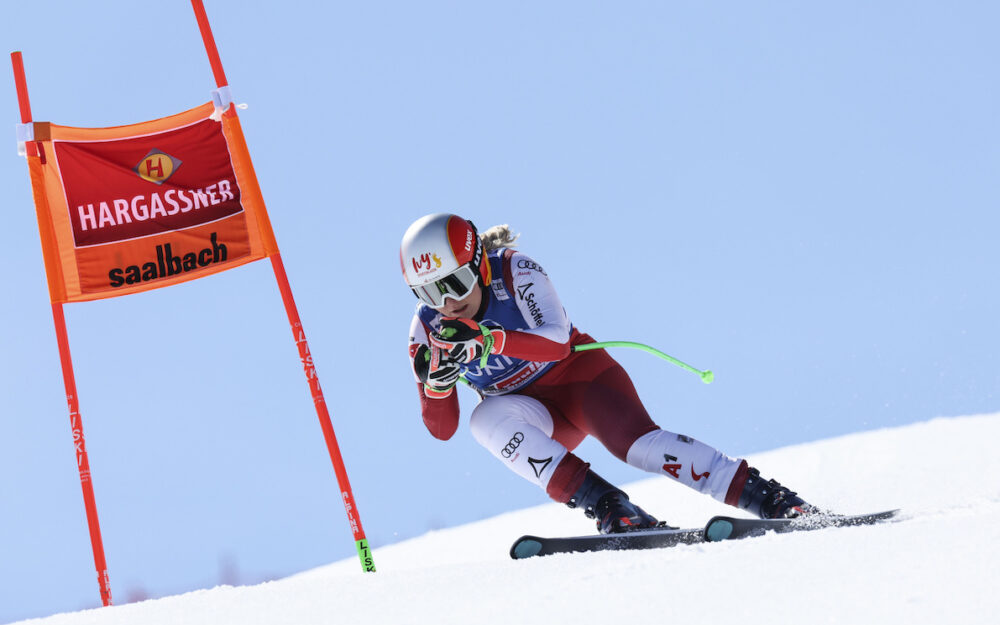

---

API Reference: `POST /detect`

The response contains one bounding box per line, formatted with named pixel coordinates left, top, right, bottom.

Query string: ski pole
left=571, top=341, right=714, bottom=384
left=454, top=340, right=713, bottom=385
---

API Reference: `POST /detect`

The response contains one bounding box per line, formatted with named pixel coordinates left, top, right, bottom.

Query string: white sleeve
left=507, top=252, right=571, bottom=343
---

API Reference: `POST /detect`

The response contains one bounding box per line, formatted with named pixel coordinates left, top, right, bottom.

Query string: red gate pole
left=11, top=51, right=114, bottom=606
left=268, top=254, right=376, bottom=572
left=190, top=0, right=376, bottom=572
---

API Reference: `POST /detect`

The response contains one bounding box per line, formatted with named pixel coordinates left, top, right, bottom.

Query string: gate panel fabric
left=28, top=102, right=278, bottom=303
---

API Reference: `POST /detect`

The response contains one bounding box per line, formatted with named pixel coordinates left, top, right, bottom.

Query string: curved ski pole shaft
left=456, top=340, right=713, bottom=386
left=572, top=341, right=714, bottom=384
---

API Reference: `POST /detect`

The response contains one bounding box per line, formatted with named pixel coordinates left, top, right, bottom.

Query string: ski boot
left=567, top=469, right=660, bottom=533
left=737, top=467, right=818, bottom=519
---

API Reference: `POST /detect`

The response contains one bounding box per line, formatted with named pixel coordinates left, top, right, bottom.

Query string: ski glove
left=429, top=318, right=507, bottom=367
left=413, top=344, right=461, bottom=398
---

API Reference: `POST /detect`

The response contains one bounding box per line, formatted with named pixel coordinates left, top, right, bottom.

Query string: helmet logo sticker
left=411, top=252, right=442, bottom=277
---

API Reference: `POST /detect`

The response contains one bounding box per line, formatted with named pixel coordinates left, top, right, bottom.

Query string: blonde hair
left=479, top=224, right=519, bottom=251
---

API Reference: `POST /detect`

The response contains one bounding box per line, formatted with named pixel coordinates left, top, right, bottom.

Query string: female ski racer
left=402, top=213, right=816, bottom=533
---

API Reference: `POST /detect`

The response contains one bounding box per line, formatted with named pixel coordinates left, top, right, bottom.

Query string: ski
left=510, top=526, right=704, bottom=559
left=512, top=510, right=901, bottom=559
left=703, top=509, right=900, bottom=542
left=512, top=509, right=901, bottom=558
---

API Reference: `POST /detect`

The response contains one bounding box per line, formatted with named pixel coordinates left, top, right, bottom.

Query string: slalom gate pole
left=269, top=254, right=375, bottom=572
left=572, top=341, right=714, bottom=383
left=190, top=0, right=375, bottom=573
left=11, top=51, right=114, bottom=606
left=51, top=304, right=114, bottom=605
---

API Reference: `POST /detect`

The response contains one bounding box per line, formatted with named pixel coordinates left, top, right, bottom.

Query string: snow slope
left=16, top=413, right=1000, bottom=625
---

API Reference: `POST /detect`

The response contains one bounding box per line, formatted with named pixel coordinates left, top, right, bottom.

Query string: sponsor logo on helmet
left=464, top=229, right=474, bottom=252
left=411, top=252, right=442, bottom=277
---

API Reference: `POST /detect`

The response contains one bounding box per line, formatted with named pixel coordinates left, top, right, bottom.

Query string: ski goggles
left=411, top=264, right=478, bottom=308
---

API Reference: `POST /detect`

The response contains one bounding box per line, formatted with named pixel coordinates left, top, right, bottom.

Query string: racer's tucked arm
left=409, top=315, right=461, bottom=440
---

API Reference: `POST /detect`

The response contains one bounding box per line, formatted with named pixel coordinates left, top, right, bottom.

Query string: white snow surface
left=17, top=413, right=1000, bottom=625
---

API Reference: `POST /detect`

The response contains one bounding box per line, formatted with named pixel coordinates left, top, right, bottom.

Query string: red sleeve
left=417, top=382, right=461, bottom=440
left=499, top=329, right=571, bottom=362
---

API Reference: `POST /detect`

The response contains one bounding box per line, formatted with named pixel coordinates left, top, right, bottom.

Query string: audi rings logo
left=501, top=432, right=525, bottom=458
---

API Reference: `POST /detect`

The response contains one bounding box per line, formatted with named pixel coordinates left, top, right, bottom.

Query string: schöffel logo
left=516, top=283, right=544, bottom=326
left=134, top=149, right=182, bottom=185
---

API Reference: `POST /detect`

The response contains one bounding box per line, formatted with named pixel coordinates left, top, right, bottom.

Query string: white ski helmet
left=400, top=213, right=492, bottom=308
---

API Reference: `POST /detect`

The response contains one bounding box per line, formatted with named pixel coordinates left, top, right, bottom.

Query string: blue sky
left=2, top=1, right=998, bottom=622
